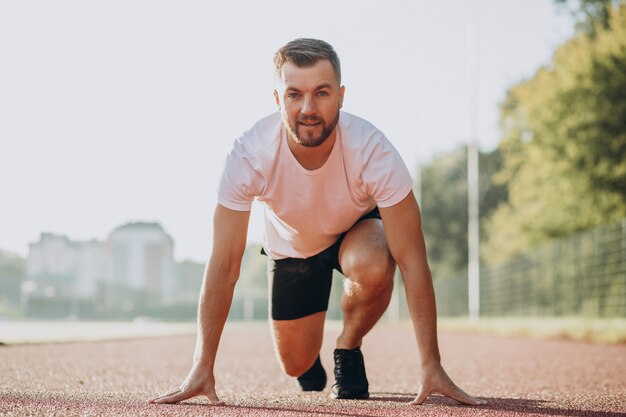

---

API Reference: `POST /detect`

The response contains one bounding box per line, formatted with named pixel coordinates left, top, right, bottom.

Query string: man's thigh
left=267, top=255, right=334, bottom=320
left=267, top=255, right=334, bottom=371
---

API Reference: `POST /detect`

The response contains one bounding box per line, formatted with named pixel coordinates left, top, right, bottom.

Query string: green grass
left=3, top=317, right=625, bottom=345
left=438, top=316, right=626, bottom=344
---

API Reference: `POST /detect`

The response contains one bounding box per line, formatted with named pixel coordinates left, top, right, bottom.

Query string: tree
left=420, top=146, right=506, bottom=279
left=0, top=250, right=26, bottom=312
left=554, top=0, right=624, bottom=35
left=484, top=5, right=626, bottom=262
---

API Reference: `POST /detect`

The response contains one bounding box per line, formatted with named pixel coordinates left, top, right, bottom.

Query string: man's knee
left=274, top=337, right=320, bottom=376
left=341, top=243, right=395, bottom=294
left=339, top=219, right=395, bottom=285
left=279, top=352, right=318, bottom=377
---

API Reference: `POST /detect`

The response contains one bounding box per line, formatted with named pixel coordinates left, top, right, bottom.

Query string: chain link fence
left=227, top=219, right=626, bottom=321
left=435, top=219, right=626, bottom=318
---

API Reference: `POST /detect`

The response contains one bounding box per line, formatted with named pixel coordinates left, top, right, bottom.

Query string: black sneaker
left=330, top=347, right=369, bottom=399
left=297, top=355, right=327, bottom=391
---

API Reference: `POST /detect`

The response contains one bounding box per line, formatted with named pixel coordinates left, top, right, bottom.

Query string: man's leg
left=270, top=312, right=326, bottom=377
left=330, top=218, right=395, bottom=399
left=337, top=218, right=396, bottom=349
left=266, top=254, right=333, bottom=390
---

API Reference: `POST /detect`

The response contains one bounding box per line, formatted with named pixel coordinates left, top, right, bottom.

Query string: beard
left=285, top=111, right=340, bottom=148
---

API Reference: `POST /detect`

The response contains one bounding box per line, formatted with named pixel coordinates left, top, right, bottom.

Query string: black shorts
left=265, top=207, right=381, bottom=321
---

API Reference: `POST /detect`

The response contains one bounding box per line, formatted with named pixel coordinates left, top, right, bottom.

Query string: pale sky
left=0, top=0, right=573, bottom=262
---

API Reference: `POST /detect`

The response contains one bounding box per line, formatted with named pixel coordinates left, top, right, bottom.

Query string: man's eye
left=287, top=93, right=301, bottom=99
left=317, top=91, right=329, bottom=96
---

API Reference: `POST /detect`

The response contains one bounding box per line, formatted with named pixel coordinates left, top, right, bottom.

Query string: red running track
left=1, top=323, right=625, bottom=416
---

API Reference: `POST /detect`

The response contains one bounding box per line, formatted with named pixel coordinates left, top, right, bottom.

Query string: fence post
left=551, top=242, right=557, bottom=316
left=594, top=228, right=605, bottom=317
left=573, top=235, right=582, bottom=314
left=622, top=219, right=626, bottom=316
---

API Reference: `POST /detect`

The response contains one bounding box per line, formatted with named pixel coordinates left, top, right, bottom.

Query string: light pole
left=467, top=0, right=480, bottom=322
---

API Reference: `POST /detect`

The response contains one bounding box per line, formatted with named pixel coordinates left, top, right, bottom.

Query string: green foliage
left=420, top=146, right=506, bottom=279
left=175, top=245, right=268, bottom=294
left=420, top=148, right=468, bottom=279
left=176, top=259, right=205, bottom=293
left=0, top=250, right=26, bottom=310
left=554, top=0, right=622, bottom=36
left=484, top=5, right=626, bottom=262
left=554, top=0, right=623, bottom=35
left=237, top=244, right=268, bottom=291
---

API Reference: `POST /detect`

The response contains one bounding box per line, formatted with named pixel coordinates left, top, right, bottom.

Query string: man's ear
left=339, top=85, right=345, bottom=109
left=273, top=90, right=281, bottom=109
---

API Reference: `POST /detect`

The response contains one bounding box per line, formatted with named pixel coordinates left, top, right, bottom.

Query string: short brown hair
left=274, top=38, right=341, bottom=84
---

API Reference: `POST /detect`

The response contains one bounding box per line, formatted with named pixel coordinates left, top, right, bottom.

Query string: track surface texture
left=1, top=323, right=625, bottom=416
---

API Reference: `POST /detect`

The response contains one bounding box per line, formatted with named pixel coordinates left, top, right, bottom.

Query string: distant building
left=27, top=233, right=110, bottom=300
left=109, top=222, right=176, bottom=304
left=26, top=222, right=177, bottom=314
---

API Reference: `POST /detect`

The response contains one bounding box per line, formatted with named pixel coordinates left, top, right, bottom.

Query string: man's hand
left=380, top=194, right=484, bottom=407
left=148, top=361, right=224, bottom=405
left=410, top=361, right=484, bottom=406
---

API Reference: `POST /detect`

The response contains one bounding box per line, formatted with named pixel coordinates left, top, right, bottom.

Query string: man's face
left=274, top=60, right=345, bottom=148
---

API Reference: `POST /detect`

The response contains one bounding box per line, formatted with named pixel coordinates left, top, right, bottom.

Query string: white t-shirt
left=218, top=111, right=413, bottom=259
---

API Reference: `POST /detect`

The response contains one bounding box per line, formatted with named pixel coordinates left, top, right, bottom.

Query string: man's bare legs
left=270, top=218, right=394, bottom=383
left=270, top=311, right=326, bottom=377
left=337, top=218, right=395, bottom=349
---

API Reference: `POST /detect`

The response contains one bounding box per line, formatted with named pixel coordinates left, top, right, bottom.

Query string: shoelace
left=335, top=351, right=366, bottom=381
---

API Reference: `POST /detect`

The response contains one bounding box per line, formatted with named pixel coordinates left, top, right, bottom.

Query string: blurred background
left=0, top=1, right=624, bottom=328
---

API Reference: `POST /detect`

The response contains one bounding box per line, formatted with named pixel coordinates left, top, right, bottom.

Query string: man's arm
left=379, top=191, right=483, bottom=406
left=149, top=204, right=250, bottom=405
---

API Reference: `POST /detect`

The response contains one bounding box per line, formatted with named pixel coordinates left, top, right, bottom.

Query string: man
left=150, top=38, right=482, bottom=406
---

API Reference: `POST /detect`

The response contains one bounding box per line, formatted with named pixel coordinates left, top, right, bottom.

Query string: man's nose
left=300, top=96, right=316, bottom=115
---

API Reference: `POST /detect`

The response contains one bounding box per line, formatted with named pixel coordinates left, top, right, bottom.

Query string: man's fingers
left=443, top=384, right=485, bottom=405
left=148, top=387, right=181, bottom=404
left=149, top=386, right=224, bottom=406
left=151, top=388, right=195, bottom=404
left=409, top=383, right=485, bottom=406
left=409, top=386, right=430, bottom=405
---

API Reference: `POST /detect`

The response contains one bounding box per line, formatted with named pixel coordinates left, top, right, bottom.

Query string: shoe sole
left=300, top=384, right=326, bottom=392
left=330, top=391, right=370, bottom=400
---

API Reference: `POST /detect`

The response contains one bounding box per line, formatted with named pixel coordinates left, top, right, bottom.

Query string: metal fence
left=226, top=219, right=626, bottom=321
left=434, top=219, right=626, bottom=318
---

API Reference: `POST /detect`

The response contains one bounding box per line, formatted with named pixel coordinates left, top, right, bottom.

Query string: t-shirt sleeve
left=217, top=140, right=264, bottom=211
left=361, top=135, right=414, bottom=208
